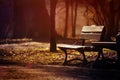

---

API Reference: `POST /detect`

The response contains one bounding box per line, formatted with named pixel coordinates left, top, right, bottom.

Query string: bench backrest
left=80, top=25, right=104, bottom=41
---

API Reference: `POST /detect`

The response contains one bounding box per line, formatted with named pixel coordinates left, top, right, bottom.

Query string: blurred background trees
left=13, top=0, right=50, bottom=39
left=83, top=0, right=120, bottom=41
left=0, top=0, right=120, bottom=41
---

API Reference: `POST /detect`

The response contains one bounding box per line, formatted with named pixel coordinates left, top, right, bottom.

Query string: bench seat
left=58, top=44, right=94, bottom=64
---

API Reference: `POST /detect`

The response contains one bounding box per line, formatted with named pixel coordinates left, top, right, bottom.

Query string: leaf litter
left=0, top=42, right=117, bottom=65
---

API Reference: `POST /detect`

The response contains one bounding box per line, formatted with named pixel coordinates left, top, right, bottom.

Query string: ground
left=1, top=64, right=120, bottom=80
left=0, top=40, right=119, bottom=80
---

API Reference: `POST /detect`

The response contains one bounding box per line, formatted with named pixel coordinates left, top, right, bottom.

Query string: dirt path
left=0, top=64, right=120, bottom=80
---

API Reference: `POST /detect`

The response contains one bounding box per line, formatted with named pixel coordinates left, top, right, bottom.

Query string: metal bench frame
left=58, top=25, right=104, bottom=64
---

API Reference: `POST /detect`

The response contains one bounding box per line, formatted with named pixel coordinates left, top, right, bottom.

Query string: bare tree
left=50, top=0, right=58, bottom=52
left=64, top=0, right=78, bottom=38
left=64, top=0, right=69, bottom=37
left=72, top=0, right=78, bottom=37
left=13, top=0, right=26, bottom=38
left=83, top=0, right=120, bottom=41
left=13, top=0, right=50, bottom=39
left=0, top=0, right=14, bottom=39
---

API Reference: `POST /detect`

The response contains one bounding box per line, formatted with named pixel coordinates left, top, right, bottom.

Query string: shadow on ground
left=1, top=59, right=120, bottom=80
left=32, top=64, right=120, bottom=80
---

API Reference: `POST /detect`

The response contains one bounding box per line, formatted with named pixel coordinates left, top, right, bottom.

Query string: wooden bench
left=91, top=42, right=117, bottom=61
left=92, top=34, right=120, bottom=62
left=80, top=25, right=104, bottom=45
left=58, top=25, right=104, bottom=64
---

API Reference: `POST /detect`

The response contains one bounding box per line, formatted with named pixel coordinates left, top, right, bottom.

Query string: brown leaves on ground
left=0, top=42, right=65, bottom=65
left=0, top=42, right=117, bottom=66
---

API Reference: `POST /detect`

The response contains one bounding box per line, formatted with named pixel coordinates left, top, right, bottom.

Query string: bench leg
left=59, top=48, right=88, bottom=64
left=96, top=48, right=104, bottom=61
left=82, top=51, right=88, bottom=63
left=62, top=49, right=88, bottom=64
left=77, top=49, right=88, bottom=63
left=61, top=49, right=68, bottom=65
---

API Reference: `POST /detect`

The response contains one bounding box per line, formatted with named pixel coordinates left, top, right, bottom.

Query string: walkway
left=0, top=64, right=120, bottom=80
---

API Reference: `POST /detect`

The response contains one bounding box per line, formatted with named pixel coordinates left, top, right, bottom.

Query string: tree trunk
left=0, top=0, right=14, bottom=39
left=72, top=0, right=78, bottom=37
left=71, top=0, right=74, bottom=37
left=50, top=0, right=57, bottom=52
left=64, top=0, right=69, bottom=37
left=13, top=0, right=26, bottom=38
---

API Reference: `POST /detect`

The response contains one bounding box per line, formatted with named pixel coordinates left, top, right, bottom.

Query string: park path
left=0, top=64, right=120, bottom=80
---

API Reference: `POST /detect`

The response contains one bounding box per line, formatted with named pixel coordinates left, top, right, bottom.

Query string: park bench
left=92, top=33, right=120, bottom=62
left=80, top=25, right=104, bottom=45
left=58, top=25, right=104, bottom=64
